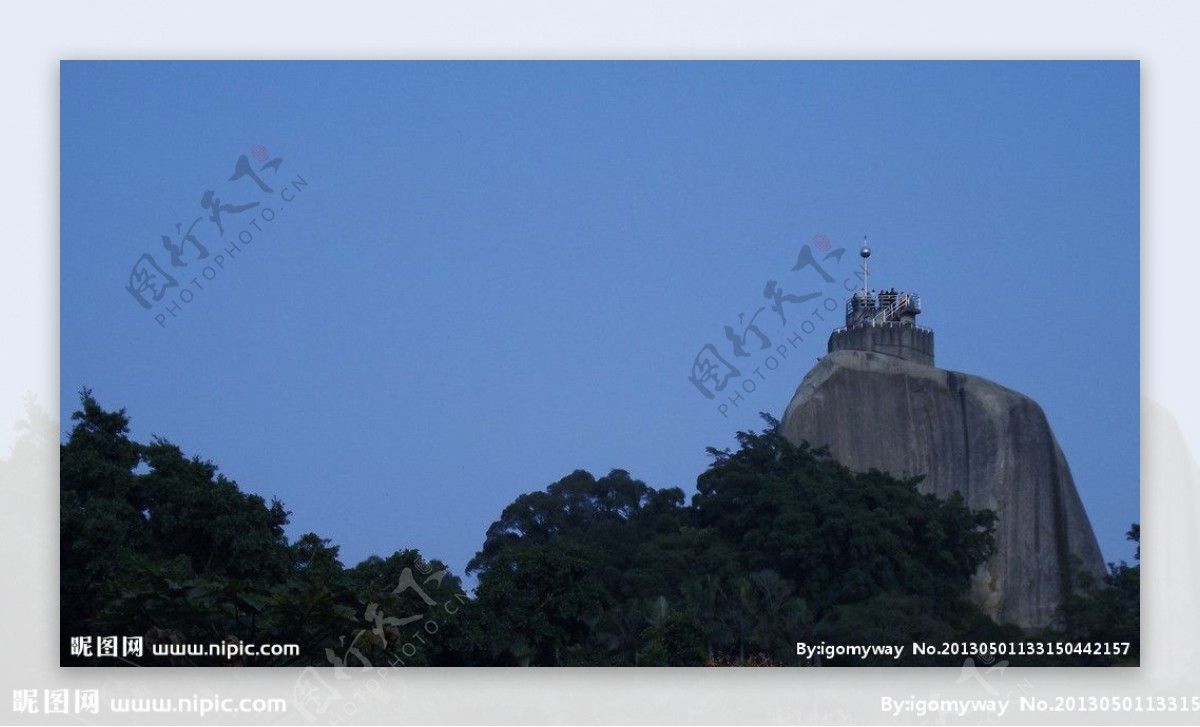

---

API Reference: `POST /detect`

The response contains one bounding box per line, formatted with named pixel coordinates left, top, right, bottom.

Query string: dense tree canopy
left=60, top=390, right=459, bottom=666
left=460, top=418, right=1004, bottom=665
left=60, top=393, right=1137, bottom=666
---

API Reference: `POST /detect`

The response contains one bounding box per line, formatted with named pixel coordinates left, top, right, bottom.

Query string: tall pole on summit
left=860, top=237, right=871, bottom=299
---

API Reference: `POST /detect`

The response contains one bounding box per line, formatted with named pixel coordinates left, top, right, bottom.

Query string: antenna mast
left=860, top=236, right=871, bottom=298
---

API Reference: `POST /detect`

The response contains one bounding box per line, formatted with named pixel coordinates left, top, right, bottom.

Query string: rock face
left=780, top=347, right=1107, bottom=628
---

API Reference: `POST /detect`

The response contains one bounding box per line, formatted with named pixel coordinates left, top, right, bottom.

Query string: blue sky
left=60, top=61, right=1139, bottom=585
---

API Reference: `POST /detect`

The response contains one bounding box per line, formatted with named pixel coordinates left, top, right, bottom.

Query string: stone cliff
left=780, top=348, right=1107, bottom=628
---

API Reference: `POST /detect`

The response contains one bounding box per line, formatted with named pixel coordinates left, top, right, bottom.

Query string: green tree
left=59, top=390, right=458, bottom=666
left=1046, top=523, right=1140, bottom=665
left=691, top=415, right=998, bottom=662
left=61, top=389, right=150, bottom=662
left=466, top=469, right=691, bottom=665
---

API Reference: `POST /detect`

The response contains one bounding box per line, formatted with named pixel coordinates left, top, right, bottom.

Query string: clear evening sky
left=60, top=61, right=1139, bottom=584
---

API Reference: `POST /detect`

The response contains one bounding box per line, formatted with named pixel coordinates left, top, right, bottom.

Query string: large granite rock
left=780, top=348, right=1107, bottom=628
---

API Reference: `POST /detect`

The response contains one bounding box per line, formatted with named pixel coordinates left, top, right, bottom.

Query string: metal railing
left=846, top=292, right=921, bottom=321
left=845, top=292, right=920, bottom=316
left=831, top=319, right=933, bottom=336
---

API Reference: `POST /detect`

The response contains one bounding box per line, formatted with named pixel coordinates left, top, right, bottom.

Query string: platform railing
left=845, top=292, right=922, bottom=319
left=831, top=317, right=932, bottom=337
